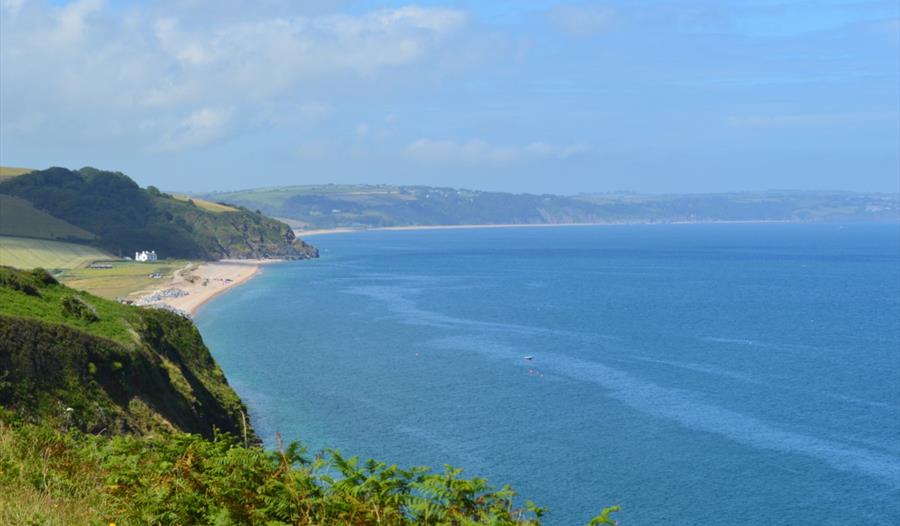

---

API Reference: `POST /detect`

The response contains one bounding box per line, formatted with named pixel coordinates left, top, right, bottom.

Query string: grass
left=0, top=195, right=96, bottom=240
left=0, top=166, right=32, bottom=181
left=0, top=268, right=139, bottom=346
left=59, top=259, right=192, bottom=300
left=172, top=194, right=239, bottom=213
left=0, top=236, right=111, bottom=270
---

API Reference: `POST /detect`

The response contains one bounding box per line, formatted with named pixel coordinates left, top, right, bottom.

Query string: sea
left=195, top=223, right=900, bottom=525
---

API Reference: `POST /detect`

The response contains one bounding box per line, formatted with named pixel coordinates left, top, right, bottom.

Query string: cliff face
left=0, top=267, right=253, bottom=440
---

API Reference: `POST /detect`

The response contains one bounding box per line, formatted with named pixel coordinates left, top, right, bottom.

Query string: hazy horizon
left=2, top=1, right=898, bottom=194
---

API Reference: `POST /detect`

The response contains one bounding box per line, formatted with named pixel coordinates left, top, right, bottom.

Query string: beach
left=296, top=220, right=794, bottom=237
left=131, top=259, right=272, bottom=315
left=297, top=223, right=600, bottom=237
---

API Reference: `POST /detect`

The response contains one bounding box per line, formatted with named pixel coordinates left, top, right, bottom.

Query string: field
left=59, top=259, right=194, bottom=299
left=0, top=166, right=32, bottom=181
left=172, top=194, right=239, bottom=213
left=0, top=236, right=111, bottom=270
left=0, top=195, right=96, bottom=240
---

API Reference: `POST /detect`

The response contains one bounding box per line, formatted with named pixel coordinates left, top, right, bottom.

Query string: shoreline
left=296, top=220, right=795, bottom=237
left=133, top=259, right=281, bottom=316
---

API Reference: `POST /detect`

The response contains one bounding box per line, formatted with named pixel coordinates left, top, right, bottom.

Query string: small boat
left=524, top=355, right=534, bottom=361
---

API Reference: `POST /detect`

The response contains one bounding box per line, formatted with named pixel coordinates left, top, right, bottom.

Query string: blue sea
left=196, top=224, right=900, bottom=525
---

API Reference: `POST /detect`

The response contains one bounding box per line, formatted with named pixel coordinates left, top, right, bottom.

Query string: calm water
left=196, top=224, right=900, bottom=525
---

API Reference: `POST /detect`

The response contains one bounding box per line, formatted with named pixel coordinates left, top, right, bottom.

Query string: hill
left=0, top=236, right=112, bottom=270
left=0, top=167, right=318, bottom=260
left=204, top=184, right=900, bottom=230
left=0, top=195, right=96, bottom=240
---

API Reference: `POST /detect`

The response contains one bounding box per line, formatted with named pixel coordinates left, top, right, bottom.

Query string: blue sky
left=1, top=0, right=897, bottom=194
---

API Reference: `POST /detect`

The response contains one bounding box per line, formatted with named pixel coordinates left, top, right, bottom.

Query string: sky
left=1, top=0, right=898, bottom=194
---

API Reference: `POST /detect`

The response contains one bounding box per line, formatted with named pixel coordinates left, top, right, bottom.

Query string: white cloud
left=0, top=2, right=469, bottom=151
left=154, top=107, right=233, bottom=151
left=406, top=139, right=590, bottom=164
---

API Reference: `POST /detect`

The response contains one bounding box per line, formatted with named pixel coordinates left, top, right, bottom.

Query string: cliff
left=0, top=266, right=252, bottom=440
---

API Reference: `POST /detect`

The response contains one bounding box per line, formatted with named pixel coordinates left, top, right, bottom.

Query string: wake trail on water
left=345, top=282, right=900, bottom=488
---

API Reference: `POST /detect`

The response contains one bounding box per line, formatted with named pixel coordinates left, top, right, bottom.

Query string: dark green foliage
left=0, top=167, right=318, bottom=260
left=60, top=295, right=99, bottom=322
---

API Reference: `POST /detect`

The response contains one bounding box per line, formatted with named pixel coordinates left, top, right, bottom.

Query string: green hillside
left=0, top=194, right=96, bottom=240
left=0, top=167, right=318, bottom=260
left=0, top=236, right=112, bottom=270
left=0, top=266, right=250, bottom=439
left=205, top=185, right=900, bottom=230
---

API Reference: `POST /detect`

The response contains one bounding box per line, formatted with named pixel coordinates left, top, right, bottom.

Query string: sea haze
left=196, top=224, right=900, bottom=525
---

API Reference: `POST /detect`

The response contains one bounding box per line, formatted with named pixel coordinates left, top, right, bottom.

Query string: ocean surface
left=196, top=224, right=900, bottom=525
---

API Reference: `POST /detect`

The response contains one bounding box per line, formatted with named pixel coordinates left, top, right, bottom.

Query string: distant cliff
left=0, top=167, right=318, bottom=261
left=0, top=266, right=253, bottom=440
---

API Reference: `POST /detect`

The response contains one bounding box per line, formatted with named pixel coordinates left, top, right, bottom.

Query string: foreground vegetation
left=0, top=415, right=624, bottom=525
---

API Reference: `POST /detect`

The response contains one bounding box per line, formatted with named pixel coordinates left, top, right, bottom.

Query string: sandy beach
left=297, top=223, right=599, bottom=237
left=296, top=220, right=795, bottom=237
left=131, top=259, right=276, bottom=316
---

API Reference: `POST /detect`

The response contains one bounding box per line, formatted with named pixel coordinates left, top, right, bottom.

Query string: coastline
left=296, top=220, right=794, bottom=237
left=133, top=259, right=278, bottom=316
left=165, top=220, right=798, bottom=312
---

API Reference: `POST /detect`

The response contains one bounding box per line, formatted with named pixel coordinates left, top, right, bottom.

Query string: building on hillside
left=135, top=250, right=158, bottom=262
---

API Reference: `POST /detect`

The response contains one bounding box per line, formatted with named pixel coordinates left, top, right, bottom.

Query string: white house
left=135, top=250, right=158, bottom=262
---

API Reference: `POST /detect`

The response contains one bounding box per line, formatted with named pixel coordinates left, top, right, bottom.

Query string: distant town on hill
left=201, top=185, right=900, bottom=231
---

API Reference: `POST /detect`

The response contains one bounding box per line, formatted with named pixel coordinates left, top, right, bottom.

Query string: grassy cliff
left=0, top=167, right=318, bottom=260
left=0, top=266, right=250, bottom=439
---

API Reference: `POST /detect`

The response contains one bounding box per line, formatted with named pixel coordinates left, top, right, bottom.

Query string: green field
left=59, top=259, right=193, bottom=299
left=0, top=236, right=111, bottom=270
left=0, top=195, right=96, bottom=240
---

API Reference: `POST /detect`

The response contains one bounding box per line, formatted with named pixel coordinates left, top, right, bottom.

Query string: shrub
left=60, top=295, right=99, bottom=322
